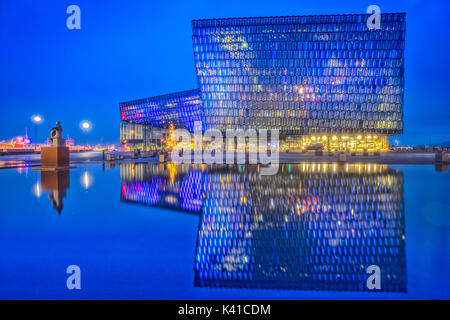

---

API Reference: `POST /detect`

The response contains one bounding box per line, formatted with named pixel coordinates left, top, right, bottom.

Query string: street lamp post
left=31, top=115, right=43, bottom=151
left=80, top=121, right=92, bottom=151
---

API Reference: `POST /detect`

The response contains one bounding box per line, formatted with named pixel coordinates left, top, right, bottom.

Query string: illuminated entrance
left=281, top=134, right=389, bottom=152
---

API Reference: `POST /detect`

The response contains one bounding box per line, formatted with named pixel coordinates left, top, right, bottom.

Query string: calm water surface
left=0, top=163, right=448, bottom=299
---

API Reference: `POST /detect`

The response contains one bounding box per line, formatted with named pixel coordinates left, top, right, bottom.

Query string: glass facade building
left=192, top=13, right=406, bottom=151
left=119, top=89, right=202, bottom=151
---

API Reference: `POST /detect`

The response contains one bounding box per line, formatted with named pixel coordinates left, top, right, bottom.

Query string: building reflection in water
left=120, top=163, right=203, bottom=213
left=435, top=163, right=449, bottom=173
left=40, top=170, right=71, bottom=214
left=120, top=163, right=406, bottom=292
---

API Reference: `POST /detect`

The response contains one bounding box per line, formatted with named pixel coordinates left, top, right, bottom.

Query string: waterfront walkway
left=1, top=151, right=449, bottom=169
left=279, top=151, right=447, bottom=164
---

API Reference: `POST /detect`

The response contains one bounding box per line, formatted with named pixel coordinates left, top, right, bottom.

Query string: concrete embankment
left=1, top=151, right=449, bottom=169
left=278, top=151, right=448, bottom=164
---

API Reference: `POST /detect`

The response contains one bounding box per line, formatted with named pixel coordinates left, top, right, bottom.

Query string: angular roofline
left=192, top=12, right=406, bottom=27
left=119, top=88, right=200, bottom=105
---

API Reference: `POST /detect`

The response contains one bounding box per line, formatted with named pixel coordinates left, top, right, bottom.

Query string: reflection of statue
left=48, top=121, right=66, bottom=147
left=48, top=189, right=66, bottom=214
left=41, top=170, right=70, bottom=214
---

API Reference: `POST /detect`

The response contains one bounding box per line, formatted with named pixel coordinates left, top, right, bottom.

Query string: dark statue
left=48, top=121, right=66, bottom=147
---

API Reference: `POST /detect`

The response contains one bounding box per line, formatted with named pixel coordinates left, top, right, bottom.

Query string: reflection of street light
left=32, top=171, right=41, bottom=198
left=80, top=121, right=92, bottom=151
left=31, top=114, right=43, bottom=151
left=33, top=181, right=42, bottom=198
left=81, top=170, right=93, bottom=189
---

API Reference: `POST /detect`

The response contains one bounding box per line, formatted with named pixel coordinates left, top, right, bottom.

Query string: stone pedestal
left=41, top=146, right=70, bottom=169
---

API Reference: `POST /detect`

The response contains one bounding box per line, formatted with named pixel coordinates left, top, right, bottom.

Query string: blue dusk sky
left=1, top=0, right=449, bottom=146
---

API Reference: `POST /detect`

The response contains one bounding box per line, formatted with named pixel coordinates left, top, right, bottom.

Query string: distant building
left=119, top=89, right=202, bottom=151
left=192, top=13, right=406, bottom=151
left=66, top=138, right=74, bottom=147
